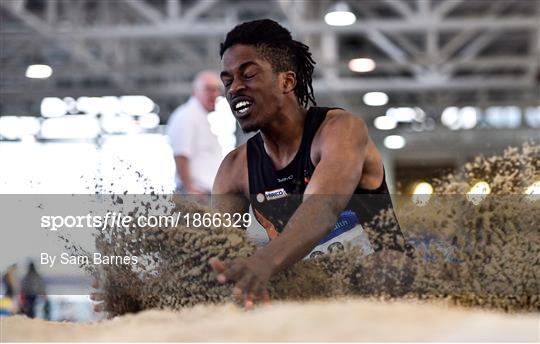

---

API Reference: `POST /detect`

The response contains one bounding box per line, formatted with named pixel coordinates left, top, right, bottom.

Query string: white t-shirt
left=166, top=97, right=223, bottom=192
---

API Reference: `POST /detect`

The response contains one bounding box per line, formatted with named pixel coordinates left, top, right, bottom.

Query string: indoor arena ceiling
left=1, top=0, right=539, bottom=121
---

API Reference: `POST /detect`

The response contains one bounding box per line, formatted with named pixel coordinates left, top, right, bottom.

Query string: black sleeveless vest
left=246, top=107, right=411, bottom=256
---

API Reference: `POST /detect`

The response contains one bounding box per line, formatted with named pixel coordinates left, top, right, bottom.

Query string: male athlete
left=209, top=19, right=412, bottom=308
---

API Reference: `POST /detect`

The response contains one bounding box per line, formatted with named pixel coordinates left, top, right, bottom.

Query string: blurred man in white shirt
left=167, top=71, right=223, bottom=194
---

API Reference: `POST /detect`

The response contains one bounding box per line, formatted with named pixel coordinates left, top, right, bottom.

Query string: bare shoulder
left=326, top=109, right=385, bottom=189
left=314, top=108, right=368, bottom=146
left=222, top=143, right=247, bottom=167
left=310, top=108, right=369, bottom=164
left=323, top=108, right=367, bottom=132
left=213, top=143, right=249, bottom=195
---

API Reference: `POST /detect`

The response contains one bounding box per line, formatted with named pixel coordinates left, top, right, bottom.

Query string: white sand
left=3, top=298, right=539, bottom=342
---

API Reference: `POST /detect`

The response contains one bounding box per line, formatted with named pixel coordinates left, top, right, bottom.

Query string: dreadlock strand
left=292, top=40, right=316, bottom=107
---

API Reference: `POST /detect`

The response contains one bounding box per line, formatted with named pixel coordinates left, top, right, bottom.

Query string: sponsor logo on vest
left=265, top=188, right=288, bottom=201
left=277, top=175, right=293, bottom=183
left=256, top=193, right=265, bottom=203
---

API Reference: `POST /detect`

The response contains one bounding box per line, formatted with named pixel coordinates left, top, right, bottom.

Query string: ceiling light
left=413, top=107, right=426, bottom=122
left=441, top=106, right=459, bottom=129
left=468, top=181, right=491, bottom=194
left=0, top=116, right=40, bottom=140
left=63, top=97, right=78, bottom=114
left=412, top=181, right=433, bottom=207
left=485, top=106, right=521, bottom=129
left=101, top=113, right=137, bottom=134
left=138, top=113, right=160, bottom=130
left=413, top=182, right=433, bottom=195
left=524, top=107, right=540, bottom=128
left=466, top=181, right=491, bottom=205
left=363, top=92, right=388, bottom=106
left=373, top=116, right=397, bottom=130
left=40, top=116, right=100, bottom=140
left=77, top=97, right=103, bottom=116
left=324, top=2, right=356, bottom=26
left=120, top=95, right=155, bottom=115
left=25, top=64, right=53, bottom=79
left=348, top=58, right=376, bottom=72
left=460, top=107, right=478, bottom=129
left=100, top=96, right=122, bottom=116
left=441, top=106, right=478, bottom=130
left=386, top=107, right=417, bottom=122
left=383, top=135, right=405, bottom=149
left=41, top=97, right=68, bottom=118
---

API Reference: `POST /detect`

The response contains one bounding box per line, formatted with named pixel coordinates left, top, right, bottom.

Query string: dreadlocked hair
left=220, top=19, right=316, bottom=108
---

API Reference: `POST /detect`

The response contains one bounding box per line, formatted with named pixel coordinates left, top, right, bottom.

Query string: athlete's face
left=220, top=44, right=284, bottom=133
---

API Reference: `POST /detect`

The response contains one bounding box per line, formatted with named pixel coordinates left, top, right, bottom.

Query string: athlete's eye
left=244, top=73, right=255, bottom=79
left=222, top=79, right=232, bottom=88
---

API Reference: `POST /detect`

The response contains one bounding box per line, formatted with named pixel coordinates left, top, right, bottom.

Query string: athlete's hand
left=209, top=256, right=272, bottom=309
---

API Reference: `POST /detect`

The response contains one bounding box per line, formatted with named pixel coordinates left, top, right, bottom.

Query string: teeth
left=234, top=100, right=251, bottom=111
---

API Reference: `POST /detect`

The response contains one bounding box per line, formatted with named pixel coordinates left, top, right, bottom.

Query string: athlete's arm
left=211, top=145, right=250, bottom=215
left=210, top=145, right=265, bottom=307
left=254, top=109, right=368, bottom=271
left=210, top=110, right=369, bottom=308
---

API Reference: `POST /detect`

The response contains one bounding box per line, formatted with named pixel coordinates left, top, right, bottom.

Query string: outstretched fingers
left=208, top=257, right=271, bottom=309
left=209, top=257, right=229, bottom=282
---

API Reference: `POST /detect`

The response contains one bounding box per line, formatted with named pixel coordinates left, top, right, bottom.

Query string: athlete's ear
left=280, top=71, right=297, bottom=94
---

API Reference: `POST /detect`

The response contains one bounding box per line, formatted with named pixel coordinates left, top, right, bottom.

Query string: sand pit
left=5, top=144, right=537, bottom=342
left=3, top=298, right=539, bottom=342
left=53, top=143, right=538, bottom=317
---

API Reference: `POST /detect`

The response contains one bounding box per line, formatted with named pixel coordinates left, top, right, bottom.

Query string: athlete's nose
left=228, top=78, right=246, bottom=99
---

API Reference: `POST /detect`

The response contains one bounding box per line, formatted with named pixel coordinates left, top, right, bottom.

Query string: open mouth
left=231, top=98, right=254, bottom=118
